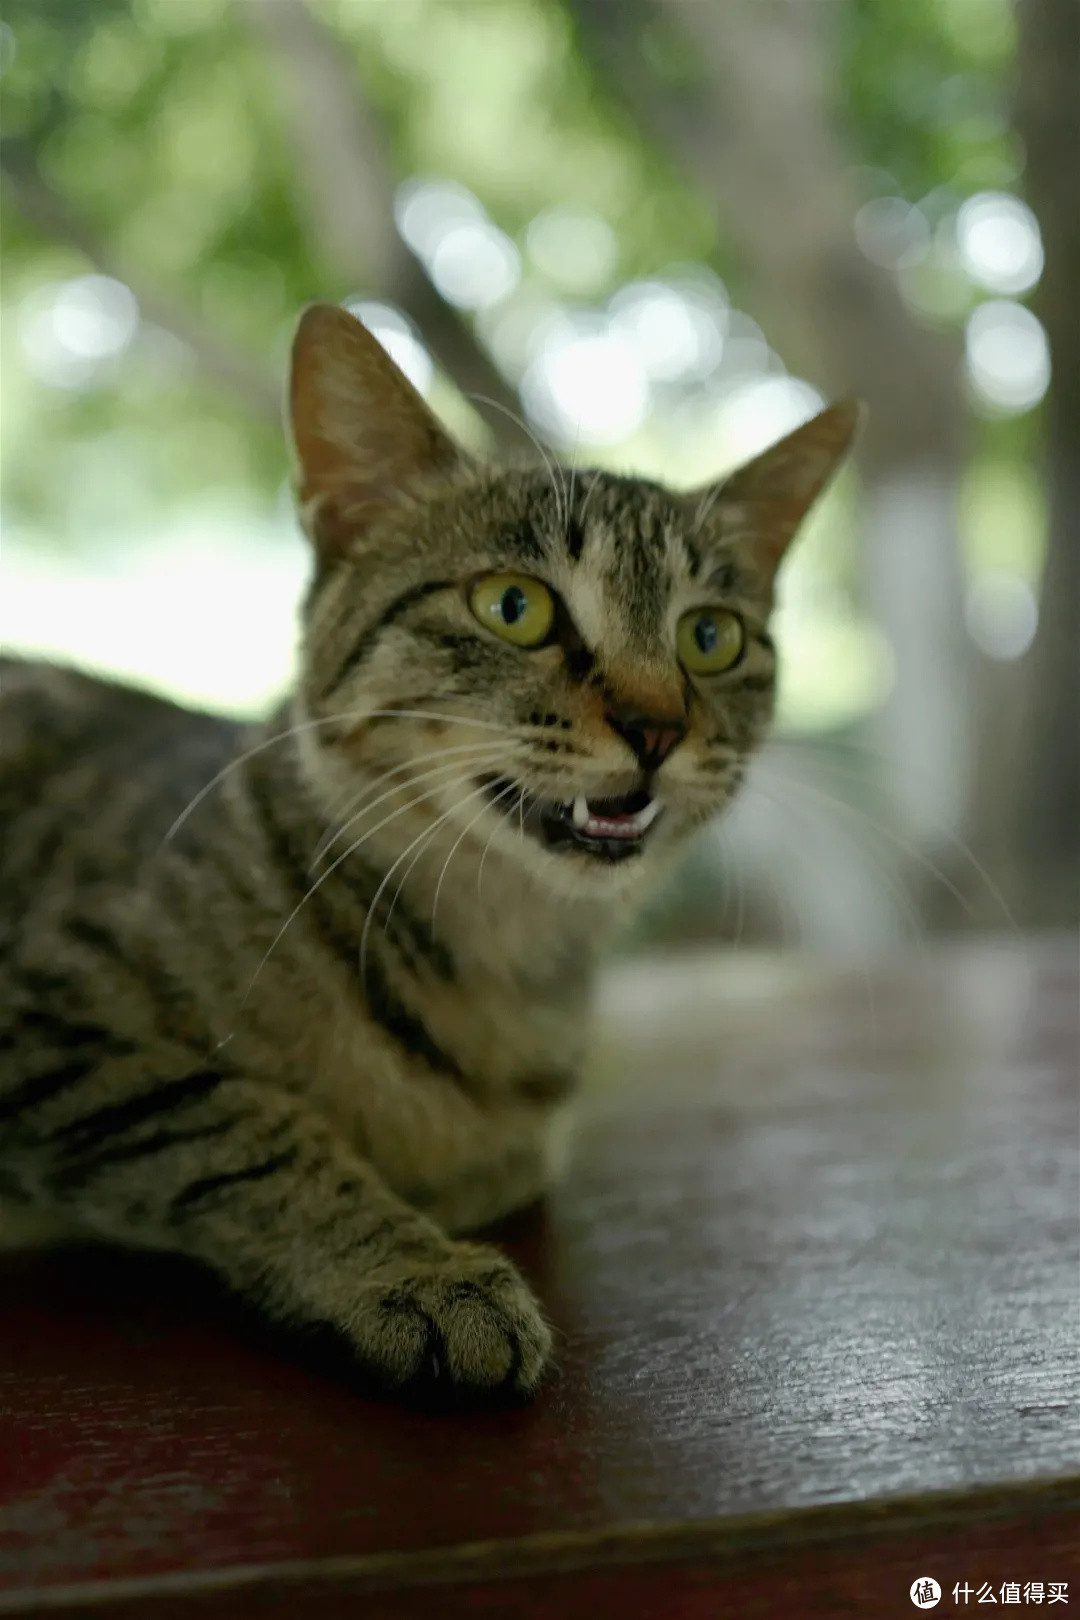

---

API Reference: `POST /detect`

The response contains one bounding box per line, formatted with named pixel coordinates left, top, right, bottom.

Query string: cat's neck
left=244, top=705, right=618, bottom=998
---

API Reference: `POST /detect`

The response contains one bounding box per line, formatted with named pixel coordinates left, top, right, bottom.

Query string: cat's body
left=0, top=660, right=578, bottom=1236
left=0, top=304, right=859, bottom=1396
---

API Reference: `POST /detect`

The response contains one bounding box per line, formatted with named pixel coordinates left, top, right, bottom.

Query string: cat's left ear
left=289, top=302, right=468, bottom=562
left=689, top=399, right=865, bottom=584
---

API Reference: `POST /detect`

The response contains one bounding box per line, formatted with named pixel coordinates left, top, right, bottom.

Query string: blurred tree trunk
left=977, top=0, right=1080, bottom=923
left=569, top=0, right=972, bottom=922
left=240, top=0, right=520, bottom=440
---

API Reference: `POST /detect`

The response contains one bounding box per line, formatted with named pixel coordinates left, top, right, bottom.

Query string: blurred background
left=1, top=0, right=1076, bottom=956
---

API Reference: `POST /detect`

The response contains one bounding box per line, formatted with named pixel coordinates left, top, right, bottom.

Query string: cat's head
left=288, top=303, right=861, bottom=902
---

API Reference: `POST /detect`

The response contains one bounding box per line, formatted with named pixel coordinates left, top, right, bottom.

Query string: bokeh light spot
left=521, top=317, right=649, bottom=445
left=609, top=279, right=726, bottom=383
left=427, top=221, right=520, bottom=311
left=18, top=276, right=140, bottom=390
left=526, top=206, right=618, bottom=294
left=964, top=299, right=1050, bottom=414
left=956, top=191, right=1043, bottom=294
left=964, top=571, right=1038, bottom=660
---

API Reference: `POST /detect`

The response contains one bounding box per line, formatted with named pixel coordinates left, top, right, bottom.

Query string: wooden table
left=2, top=936, right=1077, bottom=1618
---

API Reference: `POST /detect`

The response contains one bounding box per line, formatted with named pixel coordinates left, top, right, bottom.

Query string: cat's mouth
left=480, top=777, right=663, bottom=862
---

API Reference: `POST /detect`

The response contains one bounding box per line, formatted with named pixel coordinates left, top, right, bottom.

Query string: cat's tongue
left=571, top=793, right=662, bottom=841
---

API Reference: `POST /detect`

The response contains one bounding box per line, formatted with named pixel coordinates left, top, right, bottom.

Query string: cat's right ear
left=289, top=303, right=465, bottom=562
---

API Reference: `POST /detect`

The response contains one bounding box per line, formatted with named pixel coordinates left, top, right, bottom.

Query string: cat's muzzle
left=480, top=777, right=664, bottom=862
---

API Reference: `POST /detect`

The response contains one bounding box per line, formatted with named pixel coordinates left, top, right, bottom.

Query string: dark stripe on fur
left=49, top=1117, right=239, bottom=1191
left=361, top=949, right=462, bottom=1078
left=0, top=1015, right=139, bottom=1125
left=64, top=915, right=131, bottom=964
left=514, top=1070, right=576, bottom=1105
left=346, top=1216, right=402, bottom=1254
left=12, top=1009, right=121, bottom=1048
left=552, top=598, right=595, bottom=683
left=488, top=514, right=547, bottom=564
left=61, top=914, right=200, bottom=1035
left=0, top=1049, right=121, bottom=1126
left=169, top=1147, right=299, bottom=1215
left=53, top=1068, right=225, bottom=1152
left=245, top=760, right=460, bottom=1073
left=434, top=632, right=509, bottom=679
left=340, top=852, right=455, bottom=982
left=245, top=755, right=355, bottom=939
left=247, top=752, right=457, bottom=992
left=706, top=560, right=736, bottom=591
left=13, top=969, right=76, bottom=1001
left=328, top=580, right=453, bottom=695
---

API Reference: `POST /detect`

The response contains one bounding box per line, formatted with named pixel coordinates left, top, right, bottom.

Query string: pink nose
left=606, top=710, right=687, bottom=771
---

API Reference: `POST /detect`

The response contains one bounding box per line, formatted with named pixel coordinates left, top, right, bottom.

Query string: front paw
left=344, top=1242, right=552, bottom=1397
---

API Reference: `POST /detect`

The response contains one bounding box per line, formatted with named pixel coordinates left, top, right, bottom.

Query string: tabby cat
left=0, top=304, right=860, bottom=1397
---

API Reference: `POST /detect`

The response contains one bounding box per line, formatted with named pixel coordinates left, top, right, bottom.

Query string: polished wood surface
left=2, top=936, right=1077, bottom=1617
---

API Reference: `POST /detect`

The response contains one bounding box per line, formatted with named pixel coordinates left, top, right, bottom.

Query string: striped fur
left=0, top=306, right=859, bottom=1396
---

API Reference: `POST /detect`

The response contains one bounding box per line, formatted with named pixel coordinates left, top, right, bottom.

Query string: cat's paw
left=345, top=1242, right=552, bottom=1397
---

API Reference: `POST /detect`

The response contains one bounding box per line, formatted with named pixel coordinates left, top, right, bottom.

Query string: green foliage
left=0, top=0, right=1024, bottom=543
left=841, top=0, right=1019, bottom=197
left=328, top=0, right=711, bottom=274
left=1, top=0, right=715, bottom=534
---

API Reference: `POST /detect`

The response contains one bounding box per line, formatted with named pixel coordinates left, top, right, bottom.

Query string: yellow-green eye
left=676, top=608, right=745, bottom=673
left=469, top=573, right=555, bottom=647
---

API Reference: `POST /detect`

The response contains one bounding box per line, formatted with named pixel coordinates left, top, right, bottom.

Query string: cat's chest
left=309, top=979, right=585, bottom=1231
left=344, top=1058, right=574, bottom=1232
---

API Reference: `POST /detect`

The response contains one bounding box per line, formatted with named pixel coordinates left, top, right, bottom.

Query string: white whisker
left=358, top=778, right=499, bottom=989
left=767, top=773, right=926, bottom=943
left=163, top=703, right=512, bottom=848
left=430, top=782, right=511, bottom=934
left=163, top=709, right=360, bottom=845
left=353, top=706, right=512, bottom=733
left=564, top=416, right=583, bottom=544
left=759, top=760, right=981, bottom=923
left=382, top=776, right=518, bottom=942
left=577, top=470, right=603, bottom=531
left=476, top=781, right=518, bottom=902
left=311, top=742, right=505, bottom=869
left=768, top=745, right=1016, bottom=926
left=467, top=392, right=567, bottom=529
left=691, top=479, right=727, bottom=539
left=237, top=758, right=503, bottom=1014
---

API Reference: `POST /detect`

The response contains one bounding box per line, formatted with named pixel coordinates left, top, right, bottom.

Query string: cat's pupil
left=501, top=586, right=527, bottom=625
left=694, top=616, right=719, bottom=653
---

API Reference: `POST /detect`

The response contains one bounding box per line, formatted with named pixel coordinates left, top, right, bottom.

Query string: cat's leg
left=5, top=1061, right=551, bottom=1394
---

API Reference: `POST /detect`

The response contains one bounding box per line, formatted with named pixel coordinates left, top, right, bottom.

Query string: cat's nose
left=606, top=707, right=687, bottom=772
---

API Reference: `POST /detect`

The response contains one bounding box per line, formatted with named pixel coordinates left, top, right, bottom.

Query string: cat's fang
left=630, top=796, right=663, bottom=832
left=478, top=775, right=663, bottom=859
left=583, top=796, right=663, bottom=840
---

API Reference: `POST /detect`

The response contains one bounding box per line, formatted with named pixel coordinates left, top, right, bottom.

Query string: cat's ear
left=289, top=302, right=466, bottom=561
left=690, top=399, right=865, bottom=584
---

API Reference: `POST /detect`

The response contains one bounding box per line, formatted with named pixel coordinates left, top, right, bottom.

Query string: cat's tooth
left=632, top=798, right=663, bottom=832
left=572, top=795, right=589, bottom=829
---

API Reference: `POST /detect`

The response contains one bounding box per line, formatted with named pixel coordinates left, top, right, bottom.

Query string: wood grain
left=1, top=935, right=1077, bottom=1617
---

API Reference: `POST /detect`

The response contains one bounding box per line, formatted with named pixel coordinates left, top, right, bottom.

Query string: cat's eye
left=469, top=573, right=555, bottom=648
left=676, top=608, right=745, bottom=674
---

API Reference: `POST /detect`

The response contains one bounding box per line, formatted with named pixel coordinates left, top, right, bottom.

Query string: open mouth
left=481, top=777, right=664, bottom=862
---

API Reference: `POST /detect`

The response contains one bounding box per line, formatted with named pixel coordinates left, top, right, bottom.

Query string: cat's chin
left=478, top=775, right=665, bottom=867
